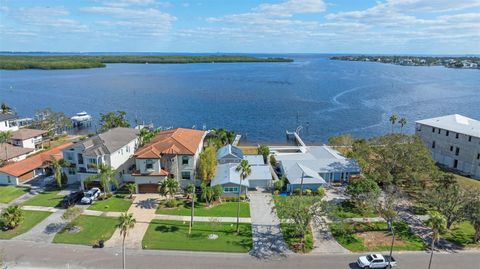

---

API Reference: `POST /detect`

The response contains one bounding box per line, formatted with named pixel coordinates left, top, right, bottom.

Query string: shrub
left=269, top=155, right=277, bottom=166
left=165, top=199, right=180, bottom=208
left=273, top=190, right=280, bottom=195
left=293, top=188, right=301, bottom=195
left=274, top=180, right=284, bottom=191
left=303, top=189, right=312, bottom=196
left=316, top=187, right=326, bottom=197
left=0, top=205, right=24, bottom=230
left=240, top=194, right=247, bottom=201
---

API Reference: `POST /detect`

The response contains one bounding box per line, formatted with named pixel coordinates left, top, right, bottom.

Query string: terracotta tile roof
left=0, top=143, right=34, bottom=161
left=0, top=142, right=73, bottom=177
left=11, top=128, right=47, bottom=140
left=135, top=128, right=206, bottom=158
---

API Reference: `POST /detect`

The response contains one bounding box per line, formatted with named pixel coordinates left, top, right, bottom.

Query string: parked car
left=81, top=187, right=101, bottom=204
left=61, top=191, right=84, bottom=208
left=356, top=254, right=397, bottom=269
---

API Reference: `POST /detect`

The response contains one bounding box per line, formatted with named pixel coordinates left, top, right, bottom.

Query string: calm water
left=1, top=54, right=479, bottom=143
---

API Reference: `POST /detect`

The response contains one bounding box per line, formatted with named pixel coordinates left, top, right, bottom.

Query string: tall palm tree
left=50, top=158, right=70, bottom=188
left=427, top=211, right=447, bottom=269
left=0, top=131, right=13, bottom=162
left=84, top=163, right=118, bottom=195
left=118, top=213, right=136, bottom=269
left=399, top=118, right=407, bottom=134
left=235, top=160, right=251, bottom=233
left=389, top=114, right=398, bottom=134
left=126, top=183, right=136, bottom=199
left=225, top=130, right=236, bottom=145
left=158, top=176, right=179, bottom=200
left=186, top=183, right=196, bottom=235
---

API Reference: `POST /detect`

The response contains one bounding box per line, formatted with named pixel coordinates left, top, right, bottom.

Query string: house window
left=88, top=158, right=97, bottom=165
left=450, top=146, right=453, bottom=151
left=145, top=159, right=154, bottom=170
left=68, top=167, right=76, bottom=175
left=469, top=136, right=472, bottom=142
left=438, top=129, right=441, bottom=134
left=65, top=152, right=74, bottom=161
left=455, top=147, right=460, bottom=156
left=182, top=156, right=189, bottom=165
left=432, top=141, right=436, bottom=149
left=126, top=146, right=130, bottom=153
left=181, top=171, right=191, bottom=180
left=432, top=127, right=435, bottom=133
left=446, top=131, right=449, bottom=136
left=453, top=159, right=458, bottom=169
left=7, top=176, right=11, bottom=184
left=456, top=133, right=459, bottom=139
left=477, top=153, right=479, bottom=160
left=77, top=153, right=84, bottom=164
left=224, top=187, right=239, bottom=193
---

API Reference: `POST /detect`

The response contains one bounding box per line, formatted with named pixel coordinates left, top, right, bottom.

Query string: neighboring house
left=0, top=114, right=19, bottom=132
left=62, top=127, right=139, bottom=189
left=0, top=143, right=73, bottom=185
left=271, top=145, right=360, bottom=192
left=416, top=114, right=480, bottom=179
left=131, top=128, right=207, bottom=193
left=211, top=144, right=273, bottom=196
left=0, top=143, right=34, bottom=164
left=10, top=128, right=47, bottom=152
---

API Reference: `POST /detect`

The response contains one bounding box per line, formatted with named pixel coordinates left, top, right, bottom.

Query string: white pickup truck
left=356, top=253, right=397, bottom=269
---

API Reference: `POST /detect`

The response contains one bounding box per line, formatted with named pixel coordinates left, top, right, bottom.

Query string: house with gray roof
left=415, top=114, right=480, bottom=179
left=0, top=113, right=19, bottom=132
left=61, top=127, right=139, bottom=189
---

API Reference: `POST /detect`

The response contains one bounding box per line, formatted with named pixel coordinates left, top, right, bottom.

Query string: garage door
left=249, top=180, right=270, bottom=188
left=138, top=183, right=158, bottom=193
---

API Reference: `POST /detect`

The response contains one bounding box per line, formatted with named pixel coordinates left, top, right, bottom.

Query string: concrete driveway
left=248, top=191, right=289, bottom=259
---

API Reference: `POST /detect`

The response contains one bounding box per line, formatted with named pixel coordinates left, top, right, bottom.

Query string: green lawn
left=0, top=186, right=29, bottom=204
left=453, top=174, right=480, bottom=190
left=53, top=215, right=118, bottom=246
left=442, top=221, right=478, bottom=247
left=156, top=200, right=250, bottom=218
left=88, top=194, right=132, bottom=212
left=22, top=190, right=64, bottom=207
left=0, top=210, right=52, bottom=239
left=142, top=220, right=252, bottom=252
left=280, top=223, right=313, bottom=253
left=328, top=200, right=378, bottom=219
left=330, top=221, right=425, bottom=252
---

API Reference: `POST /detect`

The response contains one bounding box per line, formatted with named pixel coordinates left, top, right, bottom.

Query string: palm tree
left=0, top=131, right=13, bottom=162
left=186, top=183, right=196, bottom=235
left=389, top=114, right=398, bottom=134
left=0, top=205, right=24, bottom=230
left=426, top=211, right=447, bottom=269
left=50, top=158, right=70, bottom=188
left=399, top=118, right=407, bottom=133
left=118, top=213, right=136, bottom=269
left=235, top=160, right=251, bottom=233
left=200, top=183, right=214, bottom=207
left=158, top=176, right=179, bottom=200
left=84, top=164, right=118, bottom=196
left=225, top=130, right=236, bottom=145
left=126, top=183, right=136, bottom=199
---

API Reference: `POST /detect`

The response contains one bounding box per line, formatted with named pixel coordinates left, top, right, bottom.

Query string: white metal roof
left=244, top=155, right=265, bottom=165
left=211, top=163, right=271, bottom=187
left=416, top=114, right=480, bottom=138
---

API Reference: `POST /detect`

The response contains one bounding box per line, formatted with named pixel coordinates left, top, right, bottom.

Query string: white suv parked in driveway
left=80, top=187, right=101, bottom=204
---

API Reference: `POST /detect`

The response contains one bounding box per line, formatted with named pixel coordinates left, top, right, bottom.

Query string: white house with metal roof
left=61, top=127, right=139, bottom=189
left=212, top=144, right=273, bottom=195
left=271, top=145, right=360, bottom=192
left=415, top=114, right=480, bottom=179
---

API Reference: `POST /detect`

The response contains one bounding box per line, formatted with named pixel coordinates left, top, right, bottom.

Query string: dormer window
left=146, top=159, right=154, bottom=170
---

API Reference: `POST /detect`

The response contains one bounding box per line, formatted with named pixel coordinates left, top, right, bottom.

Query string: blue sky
left=1, top=0, right=479, bottom=54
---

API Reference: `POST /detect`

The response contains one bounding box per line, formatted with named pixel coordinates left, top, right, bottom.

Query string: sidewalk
left=311, top=218, right=350, bottom=254
left=154, top=214, right=251, bottom=223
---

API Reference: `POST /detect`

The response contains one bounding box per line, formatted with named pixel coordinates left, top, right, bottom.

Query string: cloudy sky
left=1, top=0, right=479, bottom=54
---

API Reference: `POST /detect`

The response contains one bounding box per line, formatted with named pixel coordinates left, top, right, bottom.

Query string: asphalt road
left=1, top=240, right=479, bottom=269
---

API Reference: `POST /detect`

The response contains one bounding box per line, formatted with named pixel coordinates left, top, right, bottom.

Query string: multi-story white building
left=10, top=128, right=47, bottom=152
left=62, top=127, right=139, bottom=189
left=416, top=114, right=480, bottom=179
left=0, top=114, right=19, bottom=132
left=131, top=128, right=207, bottom=193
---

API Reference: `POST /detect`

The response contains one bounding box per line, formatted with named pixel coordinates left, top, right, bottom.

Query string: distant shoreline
left=0, top=55, right=294, bottom=70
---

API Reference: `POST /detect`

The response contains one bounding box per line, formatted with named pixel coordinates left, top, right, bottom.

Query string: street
left=1, top=240, right=479, bottom=269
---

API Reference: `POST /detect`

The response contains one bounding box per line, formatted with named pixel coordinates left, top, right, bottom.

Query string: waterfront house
left=416, top=114, right=480, bottom=179
left=0, top=143, right=34, bottom=164
left=10, top=128, right=47, bottom=152
left=271, top=145, right=360, bottom=192
left=62, top=127, right=139, bottom=189
left=131, top=128, right=207, bottom=193
left=0, top=114, right=19, bottom=132
left=0, top=143, right=73, bottom=185
left=211, top=144, right=273, bottom=196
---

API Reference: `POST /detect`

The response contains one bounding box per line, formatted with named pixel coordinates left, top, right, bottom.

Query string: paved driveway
left=311, top=218, right=349, bottom=254
left=248, top=192, right=289, bottom=259
left=14, top=209, right=67, bottom=243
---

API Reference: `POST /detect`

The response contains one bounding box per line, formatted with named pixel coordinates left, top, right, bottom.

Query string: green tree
left=84, top=164, right=119, bottom=196
left=139, top=128, right=159, bottom=146
left=346, top=177, right=381, bottom=213
left=426, top=211, right=447, bottom=269
left=118, top=213, right=136, bottom=269
left=158, top=176, right=180, bottom=200
left=49, top=157, right=69, bottom=188
left=463, top=196, right=480, bottom=243
left=1, top=102, right=11, bottom=114
left=212, top=185, right=224, bottom=202
left=377, top=192, right=398, bottom=268
left=0, top=131, right=13, bottom=163
left=235, top=160, right=251, bottom=233
left=125, top=183, right=136, bottom=199
left=32, top=108, right=72, bottom=136
left=424, top=175, right=471, bottom=229
left=275, top=196, right=326, bottom=252
left=200, top=183, right=214, bottom=207
left=399, top=118, right=407, bottom=133
left=269, top=155, right=277, bottom=167
left=258, top=144, right=270, bottom=164
left=328, top=134, right=354, bottom=147
left=389, top=114, right=398, bottom=133
left=99, top=111, right=130, bottom=132
left=198, top=146, right=217, bottom=183
left=0, top=205, right=24, bottom=230
left=186, top=183, right=196, bottom=235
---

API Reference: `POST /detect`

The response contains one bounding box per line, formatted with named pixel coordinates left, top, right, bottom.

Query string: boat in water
left=71, top=111, right=92, bottom=127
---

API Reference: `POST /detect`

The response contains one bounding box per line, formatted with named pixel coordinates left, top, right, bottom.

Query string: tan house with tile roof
left=11, top=128, right=47, bottom=152
left=131, top=128, right=207, bottom=193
